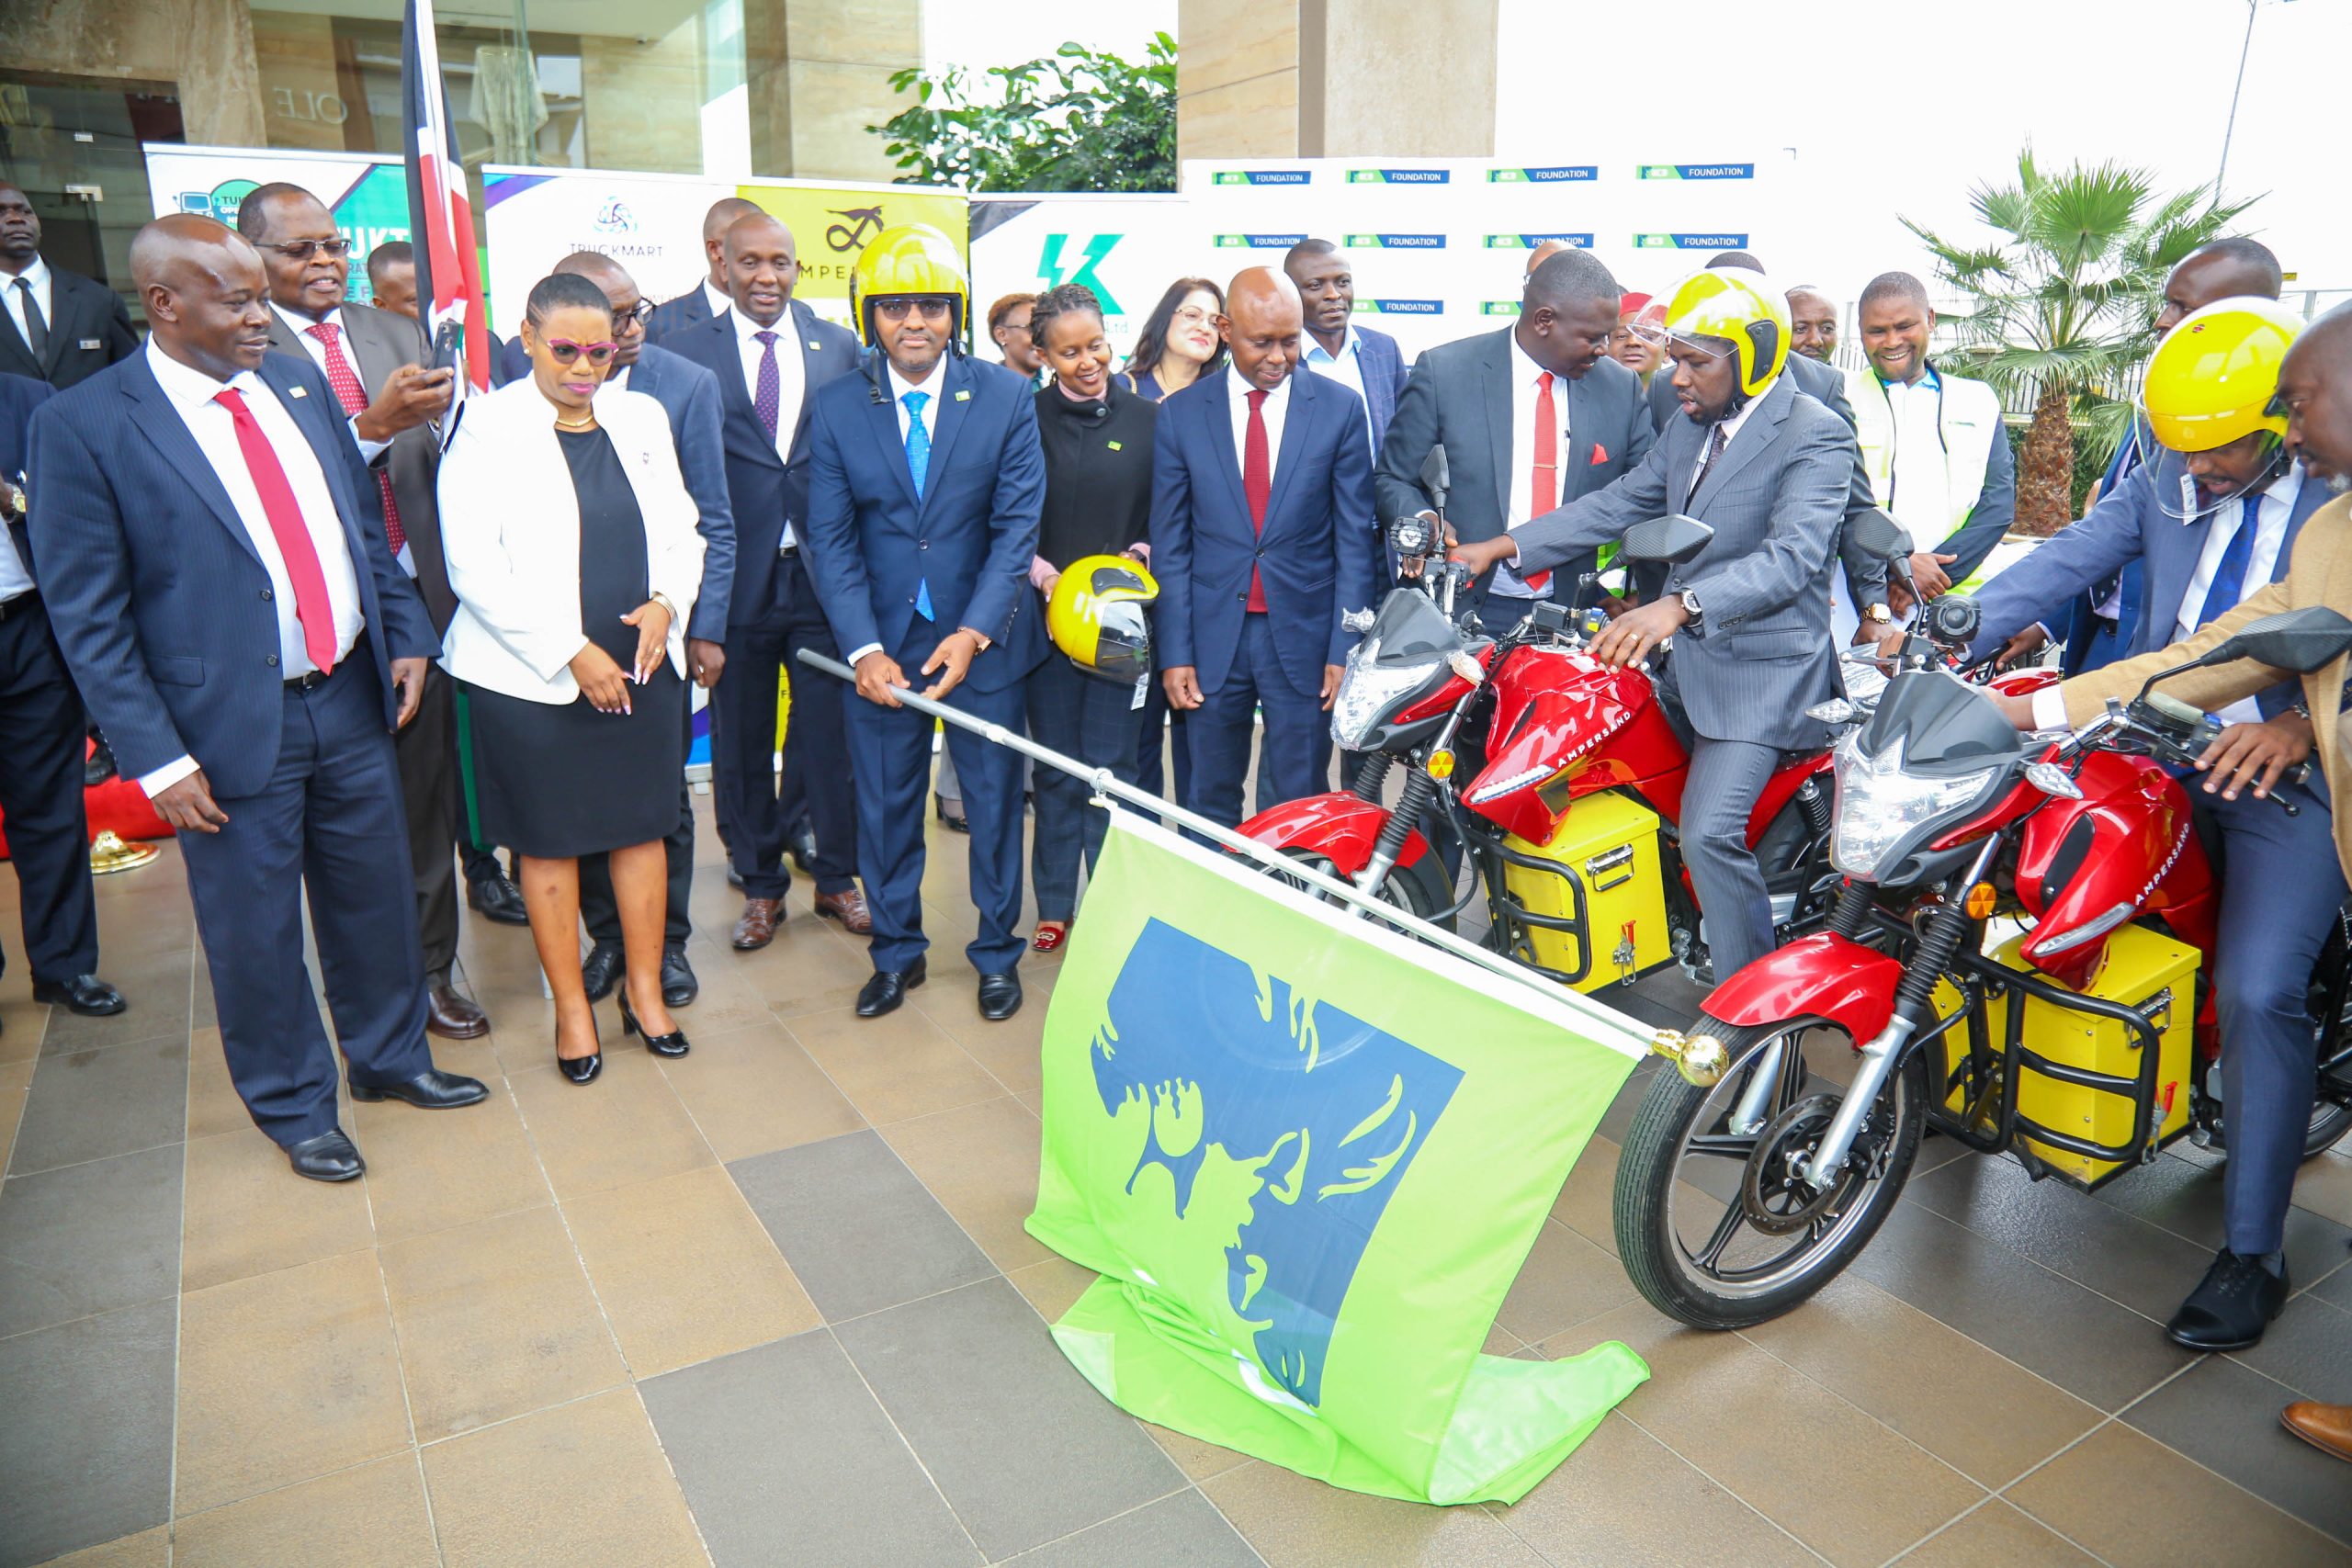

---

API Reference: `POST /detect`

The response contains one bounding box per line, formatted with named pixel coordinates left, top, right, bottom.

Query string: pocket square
left=1589, top=443, right=1609, bottom=465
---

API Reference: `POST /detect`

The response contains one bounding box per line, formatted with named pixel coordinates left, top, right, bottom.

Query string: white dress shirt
left=1226, top=368, right=1292, bottom=487
left=1, top=255, right=51, bottom=353
left=1494, top=333, right=1574, bottom=599
left=732, top=306, right=808, bottom=550
left=0, top=523, right=32, bottom=600
left=702, top=278, right=732, bottom=321
left=139, top=339, right=367, bottom=796
left=1302, top=328, right=1372, bottom=447
left=842, top=359, right=952, bottom=668
left=267, top=302, right=393, bottom=466
left=2030, top=465, right=2305, bottom=732
left=1688, top=393, right=1762, bottom=508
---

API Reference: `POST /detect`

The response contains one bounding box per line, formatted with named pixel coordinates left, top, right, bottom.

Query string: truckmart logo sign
left=1636, top=232, right=1750, bottom=250
left=1345, top=233, right=1445, bottom=249
left=1638, top=163, right=1755, bottom=180
left=1212, top=170, right=1310, bottom=186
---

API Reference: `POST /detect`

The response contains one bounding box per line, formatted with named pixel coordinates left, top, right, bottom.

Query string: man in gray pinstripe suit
left=1452, top=268, right=1850, bottom=978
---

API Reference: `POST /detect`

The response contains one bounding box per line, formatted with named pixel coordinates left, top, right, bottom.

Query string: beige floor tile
left=786, top=1002, right=1005, bottom=1126
left=1006, top=1254, right=1097, bottom=1320
left=1549, top=1134, right=1620, bottom=1256
left=350, top=1082, right=551, bottom=1243
left=175, top=1250, right=412, bottom=1514
left=1741, top=1274, right=2101, bottom=1490
left=1539, top=1303, right=1982, bottom=1568
left=179, top=1128, right=376, bottom=1292
left=1493, top=1219, right=1639, bottom=1346
left=174, top=1453, right=438, bottom=1568
left=876, top=1094, right=1049, bottom=1269
left=2287, top=1151, right=2352, bottom=1230
left=1202, top=1460, right=1550, bottom=1567
left=1143, top=1421, right=1252, bottom=1483
left=507, top=1047, right=715, bottom=1200
left=35, top=1527, right=172, bottom=1566
left=379, top=1203, right=628, bottom=1439
left=421, top=1388, right=708, bottom=1568
left=0, top=1056, right=31, bottom=1179
left=2009, top=1421, right=2352, bottom=1568
left=650, top=964, right=779, bottom=1039
left=912, top=969, right=1053, bottom=1099
left=563, top=1165, right=820, bottom=1377
left=185, top=1026, right=253, bottom=1140
left=1491, top=1412, right=1820, bottom=1568
left=657, top=1021, right=863, bottom=1162
left=736, top=919, right=875, bottom=1019
left=0, top=993, right=43, bottom=1065
left=1898, top=1498, right=2103, bottom=1568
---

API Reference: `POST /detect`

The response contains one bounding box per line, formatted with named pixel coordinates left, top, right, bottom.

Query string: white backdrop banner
left=969, top=195, right=1204, bottom=368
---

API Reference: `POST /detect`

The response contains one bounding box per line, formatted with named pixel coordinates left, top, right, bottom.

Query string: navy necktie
left=2193, top=494, right=2261, bottom=631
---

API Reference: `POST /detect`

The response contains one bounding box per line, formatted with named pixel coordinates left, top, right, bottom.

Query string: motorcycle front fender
left=1237, top=791, right=1434, bottom=878
left=1702, top=932, right=1905, bottom=1043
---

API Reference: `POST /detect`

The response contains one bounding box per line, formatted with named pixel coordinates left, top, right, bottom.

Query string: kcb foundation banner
left=1028, top=814, right=1654, bottom=1504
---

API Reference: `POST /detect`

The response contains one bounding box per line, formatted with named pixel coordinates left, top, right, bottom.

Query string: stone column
left=0, top=0, right=265, bottom=148
left=741, top=0, right=921, bottom=182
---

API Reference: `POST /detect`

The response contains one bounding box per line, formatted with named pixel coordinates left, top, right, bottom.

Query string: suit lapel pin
left=289, top=386, right=308, bottom=399
left=79, top=337, right=102, bottom=351
left=808, top=340, right=821, bottom=351
left=955, top=389, right=970, bottom=402
left=1108, top=439, right=1123, bottom=451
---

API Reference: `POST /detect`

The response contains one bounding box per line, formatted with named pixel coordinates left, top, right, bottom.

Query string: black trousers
left=712, top=554, right=854, bottom=900
left=580, top=687, right=695, bottom=948
left=0, top=596, right=97, bottom=985
left=394, top=666, right=463, bottom=983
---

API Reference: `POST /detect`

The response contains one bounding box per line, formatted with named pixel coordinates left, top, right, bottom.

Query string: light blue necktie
left=902, top=390, right=932, bottom=500
left=2193, top=494, right=2261, bottom=631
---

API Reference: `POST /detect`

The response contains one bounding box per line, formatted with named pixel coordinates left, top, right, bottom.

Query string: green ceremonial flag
left=1026, top=814, right=1657, bottom=1505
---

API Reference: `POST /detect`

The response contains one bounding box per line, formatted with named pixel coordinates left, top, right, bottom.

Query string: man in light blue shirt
left=1285, top=239, right=1409, bottom=461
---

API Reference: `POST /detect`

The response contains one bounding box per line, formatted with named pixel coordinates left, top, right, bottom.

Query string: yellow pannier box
left=1500, top=789, right=1672, bottom=994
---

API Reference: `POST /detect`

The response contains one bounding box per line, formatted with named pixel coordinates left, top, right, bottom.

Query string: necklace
left=555, top=412, right=596, bottom=431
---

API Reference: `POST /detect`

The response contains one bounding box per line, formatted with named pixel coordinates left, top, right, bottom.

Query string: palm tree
left=1904, top=149, right=2256, bottom=534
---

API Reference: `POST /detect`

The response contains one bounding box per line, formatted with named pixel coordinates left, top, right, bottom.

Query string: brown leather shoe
left=425, top=983, right=489, bottom=1039
left=732, top=897, right=782, bottom=950
left=2282, top=1401, right=2352, bottom=1463
left=814, top=887, right=872, bottom=934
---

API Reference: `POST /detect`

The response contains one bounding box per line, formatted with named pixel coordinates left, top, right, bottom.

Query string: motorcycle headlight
left=1329, top=636, right=1444, bottom=750
left=1829, top=731, right=1996, bottom=882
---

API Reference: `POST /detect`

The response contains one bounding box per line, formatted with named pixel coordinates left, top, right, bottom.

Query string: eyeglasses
left=875, top=298, right=953, bottom=322
left=1170, top=306, right=1214, bottom=327
left=613, top=299, right=656, bottom=334
left=544, top=339, right=618, bottom=367
left=254, top=238, right=353, bottom=261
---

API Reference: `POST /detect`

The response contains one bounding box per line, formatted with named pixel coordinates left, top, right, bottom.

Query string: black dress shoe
left=856, top=957, right=928, bottom=1018
left=348, top=1068, right=489, bottom=1109
left=978, top=970, right=1023, bottom=1021
left=661, top=942, right=698, bottom=1008
left=580, top=941, right=624, bottom=1003
left=287, top=1128, right=364, bottom=1182
left=85, top=739, right=118, bottom=788
left=2166, top=1248, right=2290, bottom=1350
left=618, top=988, right=691, bottom=1058
left=467, top=872, right=531, bottom=926
left=789, top=828, right=820, bottom=875
left=31, top=973, right=126, bottom=1016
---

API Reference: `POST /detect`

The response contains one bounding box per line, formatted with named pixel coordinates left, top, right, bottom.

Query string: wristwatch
left=1678, top=589, right=1703, bottom=624
left=648, top=591, right=678, bottom=624
left=1861, top=603, right=1894, bottom=628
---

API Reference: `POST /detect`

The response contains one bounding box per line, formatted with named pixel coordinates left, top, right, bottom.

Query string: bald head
left=132, top=215, right=273, bottom=380
left=700, top=197, right=764, bottom=287
left=2159, top=237, right=2285, bottom=333
left=1222, top=267, right=1303, bottom=392
left=1524, top=238, right=1573, bottom=276
left=2278, top=303, right=2352, bottom=491
left=721, top=214, right=798, bottom=326
left=553, top=250, right=630, bottom=289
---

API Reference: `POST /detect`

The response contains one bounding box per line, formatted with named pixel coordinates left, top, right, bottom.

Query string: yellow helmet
left=1640, top=266, right=1790, bottom=399
left=849, top=223, right=968, bottom=347
left=1047, top=556, right=1159, bottom=684
left=2140, top=297, right=2300, bottom=453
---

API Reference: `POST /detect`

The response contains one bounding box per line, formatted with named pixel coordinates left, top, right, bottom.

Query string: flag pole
left=797, top=649, right=1662, bottom=1034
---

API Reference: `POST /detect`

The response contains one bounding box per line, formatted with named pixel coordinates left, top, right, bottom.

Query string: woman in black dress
left=437, top=273, right=707, bottom=1084
left=1023, top=284, right=1159, bottom=953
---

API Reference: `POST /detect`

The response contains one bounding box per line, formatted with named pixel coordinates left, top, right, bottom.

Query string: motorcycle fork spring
left=1351, top=751, right=1394, bottom=804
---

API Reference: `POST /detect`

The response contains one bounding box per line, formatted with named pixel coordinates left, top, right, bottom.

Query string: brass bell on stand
left=89, top=829, right=160, bottom=874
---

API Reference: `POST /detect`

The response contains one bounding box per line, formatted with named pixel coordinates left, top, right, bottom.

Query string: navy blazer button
left=266, top=654, right=280, bottom=667
left=919, top=540, right=929, bottom=549
left=260, top=588, right=273, bottom=601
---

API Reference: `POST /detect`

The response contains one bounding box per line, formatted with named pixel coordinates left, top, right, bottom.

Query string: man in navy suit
left=0, top=370, right=122, bottom=1030
left=549, top=252, right=739, bottom=1010
left=665, top=214, right=867, bottom=952
left=647, top=197, right=763, bottom=344
left=1153, top=267, right=1382, bottom=827
left=0, top=182, right=139, bottom=389
left=1284, top=240, right=1409, bottom=461
left=803, top=224, right=1046, bottom=1022
left=29, top=216, right=484, bottom=1183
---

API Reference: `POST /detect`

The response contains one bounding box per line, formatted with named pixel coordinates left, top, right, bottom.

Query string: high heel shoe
left=619, top=988, right=690, bottom=1058
left=556, top=1014, right=603, bottom=1085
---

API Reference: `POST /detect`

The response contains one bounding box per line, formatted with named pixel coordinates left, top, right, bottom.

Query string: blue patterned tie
left=752, top=331, right=780, bottom=441
left=2193, top=494, right=2261, bottom=631
left=902, top=390, right=932, bottom=500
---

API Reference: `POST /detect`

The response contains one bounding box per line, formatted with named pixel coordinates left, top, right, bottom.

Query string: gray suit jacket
left=264, top=301, right=455, bottom=632
left=1374, top=326, right=1655, bottom=602
left=1516, top=373, right=1850, bottom=749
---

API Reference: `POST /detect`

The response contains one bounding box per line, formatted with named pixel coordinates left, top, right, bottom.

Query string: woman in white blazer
left=439, top=272, right=705, bottom=1085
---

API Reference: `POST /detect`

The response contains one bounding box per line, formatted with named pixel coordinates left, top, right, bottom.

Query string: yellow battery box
left=1946, top=924, right=2197, bottom=1190
left=1499, top=789, right=1671, bottom=993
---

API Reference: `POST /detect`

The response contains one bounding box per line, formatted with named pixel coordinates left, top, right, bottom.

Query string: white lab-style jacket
left=436, top=377, right=705, bottom=705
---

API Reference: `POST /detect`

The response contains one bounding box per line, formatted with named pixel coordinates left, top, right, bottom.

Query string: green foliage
left=871, top=34, right=1177, bottom=194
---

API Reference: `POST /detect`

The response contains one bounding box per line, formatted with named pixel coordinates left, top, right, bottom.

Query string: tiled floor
left=7, top=798, right=2352, bottom=1567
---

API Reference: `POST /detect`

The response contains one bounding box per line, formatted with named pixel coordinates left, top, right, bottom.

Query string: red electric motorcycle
left=1238, top=451, right=1848, bottom=995
left=1615, top=595, right=2352, bottom=1329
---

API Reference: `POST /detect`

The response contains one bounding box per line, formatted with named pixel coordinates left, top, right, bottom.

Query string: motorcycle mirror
left=2190, top=606, right=2352, bottom=675
left=1805, top=698, right=1859, bottom=726
left=1847, top=508, right=1914, bottom=565
left=1419, top=445, right=1451, bottom=513
left=1618, top=513, right=1715, bottom=565
left=1340, top=607, right=1376, bottom=635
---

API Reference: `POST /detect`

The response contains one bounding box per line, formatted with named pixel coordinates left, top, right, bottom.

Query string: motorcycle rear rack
left=1469, top=828, right=1629, bottom=989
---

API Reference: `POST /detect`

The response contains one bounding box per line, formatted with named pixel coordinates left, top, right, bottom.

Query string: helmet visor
left=1079, top=601, right=1152, bottom=684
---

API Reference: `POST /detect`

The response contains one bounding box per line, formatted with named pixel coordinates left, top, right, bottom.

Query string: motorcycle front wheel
left=1613, top=1016, right=1926, bottom=1330
left=1265, top=847, right=1456, bottom=933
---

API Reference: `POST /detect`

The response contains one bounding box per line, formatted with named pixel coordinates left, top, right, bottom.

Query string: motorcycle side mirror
left=2190, top=606, right=2352, bottom=675
left=1847, top=508, right=1914, bottom=565
left=1419, top=445, right=1451, bottom=513
left=1617, top=513, right=1714, bottom=566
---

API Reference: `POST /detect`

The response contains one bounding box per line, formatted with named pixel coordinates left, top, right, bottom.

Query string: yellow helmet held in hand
left=1047, top=556, right=1159, bottom=685
left=2140, top=297, right=2301, bottom=453
left=1640, top=266, right=1790, bottom=400
left=849, top=222, right=969, bottom=347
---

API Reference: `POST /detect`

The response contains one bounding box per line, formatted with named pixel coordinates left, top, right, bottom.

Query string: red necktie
left=1524, top=370, right=1556, bottom=592
left=305, top=321, right=405, bottom=555
left=1244, top=387, right=1271, bottom=612
left=214, top=388, right=338, bottom=675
